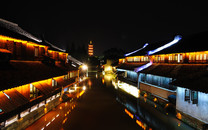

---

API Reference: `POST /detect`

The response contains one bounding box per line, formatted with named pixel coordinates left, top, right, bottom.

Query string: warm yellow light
left=125, top=109, right=134, bottom=119
left=104, top=66, right=112, bottom=72
left=176, top=112, right=182, bottom=120
left=102, top=78, right=105, bottom=84
left=0, top=35, right=46, bottom=48
left=62, top=118, right=68, bottom=124
left=79, top=90, right=85, bottom=97
left=44, top=107, right=47, bottom=113
left=82, top=64, right=88, bottom=70
left=153, top=98, right=157, bottom=102
left=117, top=81, right=139, bottom=98
left=136, top=120, right=146, bottom=130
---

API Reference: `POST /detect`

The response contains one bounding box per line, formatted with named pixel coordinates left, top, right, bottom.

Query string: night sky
left=2, top=2, right=208, bottom=56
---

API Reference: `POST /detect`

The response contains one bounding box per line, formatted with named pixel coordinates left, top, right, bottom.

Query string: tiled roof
left=0, top=18, right=42, bottom=43
left=0, top=60, right=69, bottom=91
left=0, top=19, right=66, bottom=53
left=125, top=31, right=208, bottom=56
left=117, top=63, right=208, bottom=93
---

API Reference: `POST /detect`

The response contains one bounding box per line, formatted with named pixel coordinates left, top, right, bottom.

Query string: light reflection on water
left=100, top=73, right=195, bottom=130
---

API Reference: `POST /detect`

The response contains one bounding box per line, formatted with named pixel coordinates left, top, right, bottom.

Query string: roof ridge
left=0, top=18, right=18, bottom=26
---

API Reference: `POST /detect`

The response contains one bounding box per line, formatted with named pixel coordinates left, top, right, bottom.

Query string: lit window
left=64, top=75, right=68, bottom=80
left=30, top=84, right=36, bottom=99
left=124, top=71, right=127, bottom=78
left=161, top=56, right=164, bottom=61
left=196, top=55, right=199, bottom=60
left=180, top=55, right=183, bottom=60
left=34, top=47, right=39, bottom=57
left=175, top=55, right=178, bottom=61
left=200, top=54, right=203, bottom=60
left=169, top=56, right=172, bottom=61
left=134, top=57, right=139, bottom=62
left=141, top=57, right=144, bottom=61
left=52, top=79, right=57, bottom=87
left=127, top=58, right=133, bottom=62
left=204, top=54, right=207, bottom=60
left=189, top=55, right=192, bottom=60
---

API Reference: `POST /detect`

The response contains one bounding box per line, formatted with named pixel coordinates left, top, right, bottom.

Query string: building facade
left=0, top=19, right=80, bottom=129
left=116, top=33, right=208, bottom=129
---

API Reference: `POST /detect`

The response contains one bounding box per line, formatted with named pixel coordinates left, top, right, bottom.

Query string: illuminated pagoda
left=0, top=18, right=80, bottom=129
left=88, top=40, right=94, bottom=56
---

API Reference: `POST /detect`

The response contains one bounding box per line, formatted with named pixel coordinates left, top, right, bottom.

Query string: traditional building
left=88, top=41, right=93, bottom=56
left=116, top=32, right=208, bottom=129
left=0, top=19, right=80, bottom=129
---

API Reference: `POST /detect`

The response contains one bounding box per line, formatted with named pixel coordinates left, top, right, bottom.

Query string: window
left=189, top=55, right=192, bottom=61
left=204, top=54, right=207, bottom=60
left=64, top=75, right=68, bottom=80
left=191, top=91, right=198, bottom=104
left=161, top=56, right=164, bottom=61
left=184, top=89, right=198, bottom=105
left=127, top=58, right=133, bottom=62
left=169, top=55, right=173, bottom=61
left=139, top=73, right=177, bottom=91
left=134, top=57, right=140, bottom=62
left=185, top=89, right=190, bottom=101
left=200, top=54, right=203, bottom=60
left=34, top=47, right=39, bottom=57
left=127, top=71, right=138, bottom=82
left=175, top=55, right=178, bottom=61
left=30, top=84, right=36, bottom=99
left=177, top=54, right=180, bottom=63
left=124, top=71, right=127, bottom=78
left=196, top=54, right=199, bottom=60
left=52, top=79, right=57, bottom=87
left=180, top=55, right=183, bottom=61
left=141, top=57, right=144, bottom=62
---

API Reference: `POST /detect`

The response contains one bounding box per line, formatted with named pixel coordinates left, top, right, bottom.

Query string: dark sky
left=2, top=2, right=208, bottom=55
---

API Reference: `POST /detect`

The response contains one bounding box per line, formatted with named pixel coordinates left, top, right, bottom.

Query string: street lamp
left=82, top=64, right=88, bottom=70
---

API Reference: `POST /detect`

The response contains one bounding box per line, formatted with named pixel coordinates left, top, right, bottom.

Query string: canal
left=101, top=73, right=195, bottom=130
left=27, top=72, right=195, bottom=130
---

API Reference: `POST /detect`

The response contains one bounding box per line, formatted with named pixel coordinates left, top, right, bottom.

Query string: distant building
left=88, top=41, right=93, bottom=56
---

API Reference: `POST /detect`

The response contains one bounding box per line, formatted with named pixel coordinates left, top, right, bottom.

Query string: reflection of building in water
left=116, top=88, right=191, bottom=130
